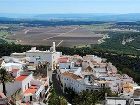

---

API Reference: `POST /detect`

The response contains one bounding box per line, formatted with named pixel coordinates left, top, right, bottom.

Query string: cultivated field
left=6, top=26, right=103, bottom=47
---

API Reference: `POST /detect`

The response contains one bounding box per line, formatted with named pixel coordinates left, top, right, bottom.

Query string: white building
left=0, top=71, right=49, bottom=103
left=11, top=42, right=62, bottom=70
left=58, top=56, right=75, bottom=69
left=57, top=66, right=107, bottom=93
left=57, top=55, right=136, bottom=95
left=0, top=60, right=50, bottom=103
left=20, top=74, right=49, bottom=103
left=105, top=97, right=140, bottom=105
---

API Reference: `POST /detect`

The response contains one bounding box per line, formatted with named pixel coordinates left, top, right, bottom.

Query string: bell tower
left=53, top=42, right=56, bottom=52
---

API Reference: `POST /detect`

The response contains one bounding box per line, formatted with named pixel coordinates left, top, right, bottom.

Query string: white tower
left=53, top=42, right=56, bottom=52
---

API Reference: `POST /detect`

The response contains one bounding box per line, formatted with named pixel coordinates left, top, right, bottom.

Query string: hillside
left=1, top=13, right=140, bottom=21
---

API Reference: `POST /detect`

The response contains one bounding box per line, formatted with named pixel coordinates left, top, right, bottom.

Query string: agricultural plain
left=6, top=26, right=103, bottom=47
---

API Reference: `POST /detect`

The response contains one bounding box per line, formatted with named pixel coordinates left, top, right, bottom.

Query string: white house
left=0, top=60, right=50, bottom=103
left=57, top=66, right=105, bottom=93
left=25, top=42, right=62, bottom=70
left=58, top=57, right=75, bottom=69
left=10, top=42, right=62, bottom=70
left=57, top=54, right=136, bottom=95
left=21, top=76, right=49, bottom=103
left=105, top=97, right=140, bottom=105
left=0, top=71, right=49, bottom=103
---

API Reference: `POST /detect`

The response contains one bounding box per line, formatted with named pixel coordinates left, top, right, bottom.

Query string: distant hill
left=34, top=13, right=113, bottom=19
left=0, top=17, right=13, bottom=21
left=34, top=13, right=140, bottom=21
left=0, top=13, right=140, bottom=21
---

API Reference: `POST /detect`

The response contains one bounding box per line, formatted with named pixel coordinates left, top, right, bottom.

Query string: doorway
left=30, top=96, right=32, bottom=101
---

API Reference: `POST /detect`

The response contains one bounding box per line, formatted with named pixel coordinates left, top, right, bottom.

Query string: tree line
left=0, top=20, right=106, bottom=27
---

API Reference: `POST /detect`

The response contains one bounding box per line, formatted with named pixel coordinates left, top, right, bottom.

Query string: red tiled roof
left=24, top=85, right=37, bottom=95
left=59, top=57, right=69, bottom=63
left=15, top=75, right=28, bottom=81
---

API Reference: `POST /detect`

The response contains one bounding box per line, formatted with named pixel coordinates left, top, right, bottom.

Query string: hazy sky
left=0, top=0, right=140, bottom=14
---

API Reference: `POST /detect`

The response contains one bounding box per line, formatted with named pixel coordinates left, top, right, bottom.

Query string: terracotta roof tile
left=15, top=75, right=28, bottom=81
left=24, top=85, right=37, bottom=95
left=85, top=66, right=93, bottom=72
left=62, top=72, right=82, bottom=80
left=59, top=57, right=69, bottom=63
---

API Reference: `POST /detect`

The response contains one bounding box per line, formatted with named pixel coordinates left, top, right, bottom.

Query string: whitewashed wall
left=21, top=74, right=33, bottom=92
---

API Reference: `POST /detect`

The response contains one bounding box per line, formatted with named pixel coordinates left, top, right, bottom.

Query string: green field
left=83, top=23, right=140, bottom=55
left=82, top=23, right=112, bottom=32
left=0, top=27, right=11, bottom=44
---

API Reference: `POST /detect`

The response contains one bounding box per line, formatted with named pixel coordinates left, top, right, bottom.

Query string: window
left=28, top=83, right=30, bottom=88
left=88, top=76, right=91, bottom=81
left=86, top=89, right=89, bottom=91
left=95, top=90, right=98, bottom=92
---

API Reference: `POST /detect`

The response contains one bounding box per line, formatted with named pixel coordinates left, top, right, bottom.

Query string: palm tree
left=73, top=90, right=99, bottom=105
left=0, top=67, right=14, bottom=95
left=59, top=96, right=67, bottom=105
left=98, top=87, right=112, bottom=101
left=48, top=95, right=67, bottom=105
left=48, top=88, right=67, bottom=105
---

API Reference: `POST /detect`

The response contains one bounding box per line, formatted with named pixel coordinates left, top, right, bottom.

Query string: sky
left=0, top=0, right=140, bottom=14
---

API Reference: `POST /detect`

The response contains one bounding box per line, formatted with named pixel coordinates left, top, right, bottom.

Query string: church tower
left=53, top=42, right=56, bottom=52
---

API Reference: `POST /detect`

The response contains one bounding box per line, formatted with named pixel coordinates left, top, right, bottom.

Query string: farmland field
left=2, top=21, right=140, bottom=53
left=6, top=26, right=103, bottom=47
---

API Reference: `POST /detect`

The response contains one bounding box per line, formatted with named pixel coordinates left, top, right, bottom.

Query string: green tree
left=73, top=88, right=115, bottom=105
left=48, top=95, right=67, bottom=105
left=48, top=88, right=67, bottom=105
left=59, top=96, right=67, bottom=105
left=73, top=90, right=99, bottom=105
left=97, top=87, right=113, bottom=101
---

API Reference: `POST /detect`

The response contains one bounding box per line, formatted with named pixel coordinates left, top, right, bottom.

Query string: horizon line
left=1, top=13, right=140, bottom=15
